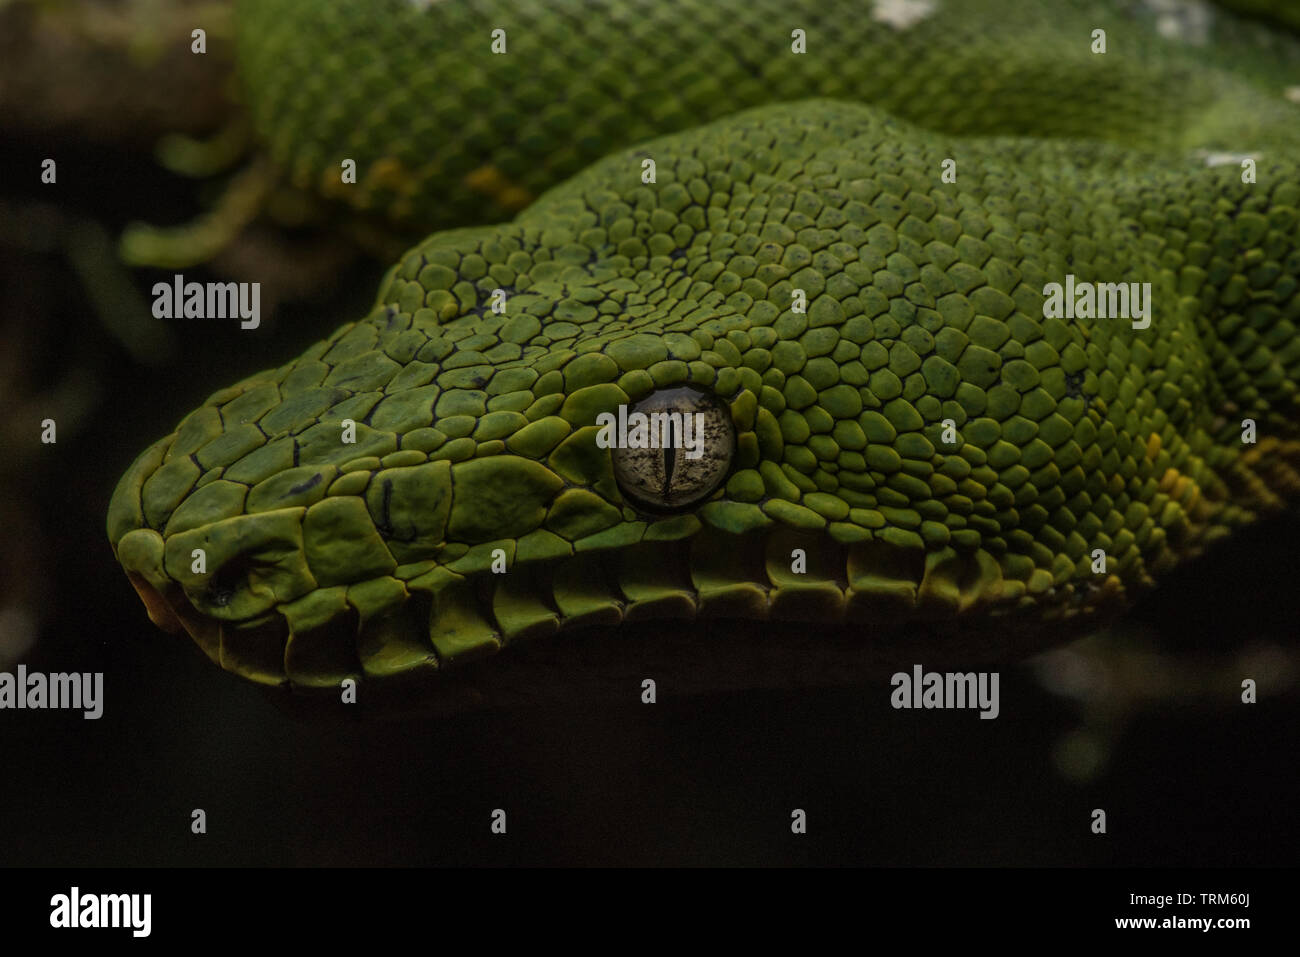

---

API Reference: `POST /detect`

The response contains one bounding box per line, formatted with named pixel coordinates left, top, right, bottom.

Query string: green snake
left=107, top=0, right=1300, bottom=697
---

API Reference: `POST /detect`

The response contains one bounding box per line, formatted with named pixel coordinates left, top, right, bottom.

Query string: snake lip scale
left=107, top=0, right=1300, bottom=700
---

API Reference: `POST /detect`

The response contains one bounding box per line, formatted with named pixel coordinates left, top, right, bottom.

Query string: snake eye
left=606, top=386, right=735, bottom=512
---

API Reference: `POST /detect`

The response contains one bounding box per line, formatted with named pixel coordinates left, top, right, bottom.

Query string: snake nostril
left=206, top=556, right=254, bottom=609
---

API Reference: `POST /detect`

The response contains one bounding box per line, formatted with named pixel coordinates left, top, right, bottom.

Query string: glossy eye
left=607, top=387, right=735, bottom=511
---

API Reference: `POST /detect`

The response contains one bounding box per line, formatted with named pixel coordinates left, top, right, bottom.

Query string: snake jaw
left=108, top=494, right=1139, bottom=699
left=122, top=570, right=184, bottom=636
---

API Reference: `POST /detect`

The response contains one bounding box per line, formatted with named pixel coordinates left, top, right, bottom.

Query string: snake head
left=108, top=101, right=1297, bottom=697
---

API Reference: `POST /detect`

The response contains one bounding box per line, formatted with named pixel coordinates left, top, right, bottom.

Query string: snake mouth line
left=117, top=524, right=1135, bottom=694
left=110, top=430, right=1300, bottom=698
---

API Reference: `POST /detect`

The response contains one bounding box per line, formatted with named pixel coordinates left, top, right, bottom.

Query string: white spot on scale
left=1286, top=86, right=1300, bottom=105
left=871, top=0, right=938, bottom=31
left=1195, top=150, right=1259, bottom=168
left=1141, top=0, right=1214, bottom=46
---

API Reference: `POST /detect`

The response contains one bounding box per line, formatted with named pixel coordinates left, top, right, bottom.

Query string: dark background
left=0, top=0, right=1295, bottom=867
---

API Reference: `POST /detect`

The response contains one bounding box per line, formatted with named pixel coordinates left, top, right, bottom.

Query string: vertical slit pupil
left=663, top=418, right=679, bottom=499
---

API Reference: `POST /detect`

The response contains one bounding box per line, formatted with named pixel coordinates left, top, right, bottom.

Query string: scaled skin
left=109, top=101, right=1300, bottom=689
left=234, top=0, right=1300, bottom=234
left=108, top=1, right=1300, bottom=691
